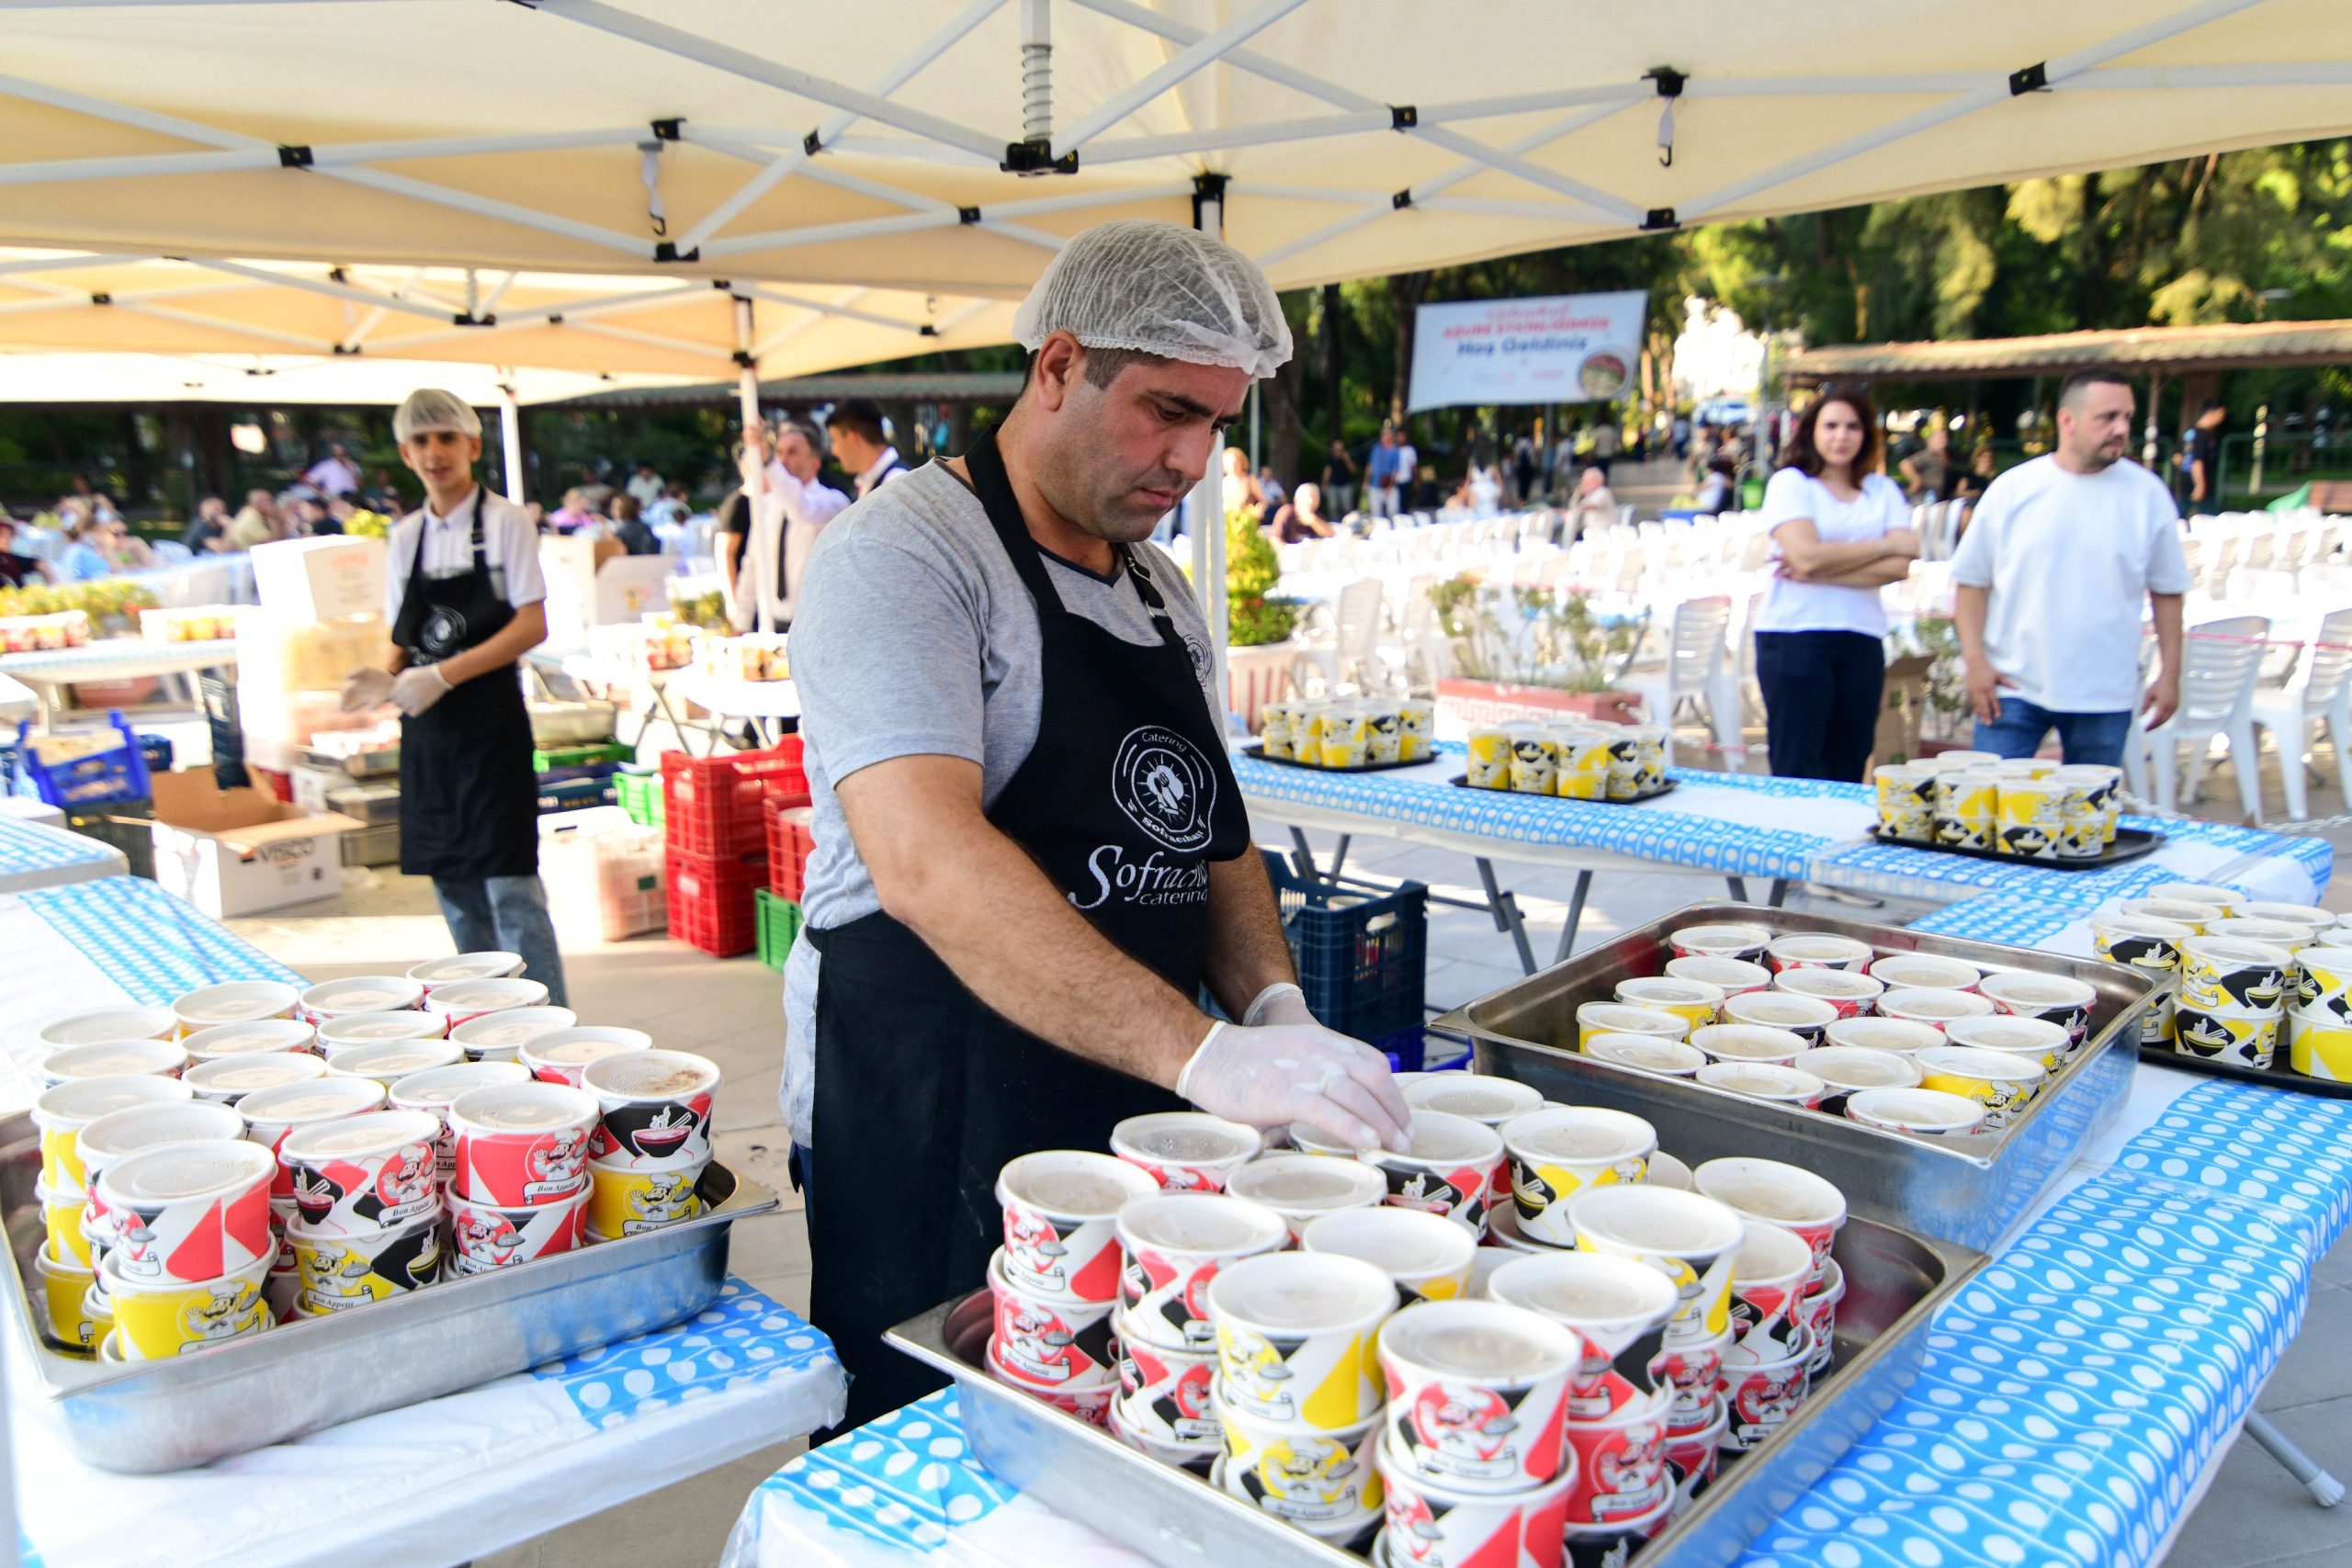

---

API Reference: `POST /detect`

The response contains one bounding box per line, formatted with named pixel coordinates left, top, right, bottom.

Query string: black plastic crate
left=66, top=799, right=155, bottom=881
left=1260, top=850, right=1427, bottom=1045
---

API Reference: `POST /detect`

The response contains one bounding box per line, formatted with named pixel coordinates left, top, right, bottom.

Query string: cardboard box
left=250, top=536, right=386, bottom=624
left=148, top=769, right=363, bottom=918
left=1872, top=653, right=1937, bottom=768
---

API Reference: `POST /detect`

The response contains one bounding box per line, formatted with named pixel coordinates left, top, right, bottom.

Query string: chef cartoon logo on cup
left=1121, top=1245, right=1219, bottom=1348
left=289, top=1144, right=436, bottom=1231
left=1110, top=726, right=1216, bottom=854
left=1232, top=1434, right=1371, bottom=1524
left=1583, top=1423, right=1671, bottom=1525
left=1397, top=1384, right=1538, bottom=1486
left=177, top=1282, right=265, bottom=1348
left=1220, top=1328, right=1310, bottom=1422
left=1728, top=1359, right=1809, bottom=1450
left=454, top=1206, right=524, bottom=1268
left=993, top=1298, right=1116, bottom=1386
left=1120, top=1342, right=1216, bottom=1441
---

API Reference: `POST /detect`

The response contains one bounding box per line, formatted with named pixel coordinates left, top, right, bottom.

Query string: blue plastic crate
left=13, top=713, right=153, bottom=808
left=1260, top=850, right=1428, bottom=1046
left=537, top=775, right=619, bottom=814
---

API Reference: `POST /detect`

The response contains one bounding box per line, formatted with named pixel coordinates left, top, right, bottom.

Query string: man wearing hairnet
left=341, top=389, right=567, bottom=1004
left=786, top=220, right=1408, bottom=1425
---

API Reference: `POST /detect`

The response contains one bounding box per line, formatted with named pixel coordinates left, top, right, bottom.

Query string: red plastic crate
left=664, top=846, right=768, bottom=958
left=764, top=796, right=817, bottom=901
left=660, top=739, right=809, bottom=858
left=249, top=765, right=294, bottom=803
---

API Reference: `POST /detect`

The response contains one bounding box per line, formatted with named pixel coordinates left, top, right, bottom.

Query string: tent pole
left=1190, top=182, right=1229, bottom=719
left=497, top=383, right=526, bottom=504
left=2143, top=372, right=2164, bottom=468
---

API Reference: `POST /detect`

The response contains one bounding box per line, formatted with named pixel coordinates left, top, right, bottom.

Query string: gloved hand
left=1179, top=1018, right=1412, bottom=1153
left=338, top=667, right=394, bottom=713
left=390, top=663, right=452, bottom=716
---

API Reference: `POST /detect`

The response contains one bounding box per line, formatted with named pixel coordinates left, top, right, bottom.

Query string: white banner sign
left=1407, top=291, right=1645, bottom=412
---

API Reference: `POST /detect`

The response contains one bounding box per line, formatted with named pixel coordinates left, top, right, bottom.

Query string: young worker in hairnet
left=784, top=220, right=1408, bottom=1427
left=341, top=389, right=568, bottom=1005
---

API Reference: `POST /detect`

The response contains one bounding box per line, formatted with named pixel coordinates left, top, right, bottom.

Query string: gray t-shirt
left=779, top=459, right=1221, bottom=1145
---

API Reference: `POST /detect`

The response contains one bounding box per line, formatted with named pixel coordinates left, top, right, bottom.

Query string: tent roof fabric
left=0, top=0, right=2346, bottom=297
left=552, top=371, right=1028, bottom=409
left=1786, top=320, right=2352, bottom=382
left=0, top=252, right=1017, bottom=384
left=0, top=351, right=685, bottom=406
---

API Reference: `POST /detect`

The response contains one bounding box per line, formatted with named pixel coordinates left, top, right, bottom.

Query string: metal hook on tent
left=639, top=126, right=674, bottom=238
left=1645, top=67, right=1685, bottom=169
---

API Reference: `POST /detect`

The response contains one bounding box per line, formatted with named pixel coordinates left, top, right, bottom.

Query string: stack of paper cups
left=580, top=1049, right=720, bottom=1244
left=30, top=1077, right=203, bottom=1351
left=2290, top=943, right=2352, bottom=1080
left=2091, top=913, right=2197, bottom=1047
left=1487, top=1250, right=1687, bottom=1529
left=987, top=1152, right=1156, bottom=1426
left=280, top=1109, right=446, bottom=1314
left=1375, top=1300, right=1592, bottom=1566
left=1106, top=1192, right=1283, bottom=1467
left=2172, top=936, right=2293, bottom=1068
left=1872, top=762, right=1937, bottom=842
left=1464, top=728, right=1512, bottom=788
left=1396, top=700, right=1434, bottom=762
left=445, top=1082, right=597, bottom=1272
left=96, top=1139, right=277, bottom=1358
left=1209, top=1251, right=1396, bottom=1551
left=1933, top=769, right=1999, bottom=851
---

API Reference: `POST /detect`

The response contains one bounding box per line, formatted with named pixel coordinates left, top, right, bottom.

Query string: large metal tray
left=0, top=1111, right=778, bottom=1472
left=889, top=1213, right=1979, bottom=1568
left=1433, top=901, right=2157, bottom=1254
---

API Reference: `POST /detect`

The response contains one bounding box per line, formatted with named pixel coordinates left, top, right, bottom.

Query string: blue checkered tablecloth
left=725, top=1076, right=2351, bottom=1568
left=1238, top=745, right=2331, bottom=910
left=19, top=874, right=305, bottom=994
left=0, top=817, right=122, bottom=893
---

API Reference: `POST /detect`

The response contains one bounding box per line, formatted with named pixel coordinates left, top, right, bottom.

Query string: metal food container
left=1433, top=900, right=2156, bottom=1253
left=0, top=1112, right=777, bottom=1472
left=889, top=1214, right=1979, bottom=1568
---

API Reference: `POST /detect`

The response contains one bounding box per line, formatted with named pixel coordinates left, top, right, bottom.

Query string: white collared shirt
left=854, top=446, right=905, bottom=499
left=383, top=485, right=547, bottom=624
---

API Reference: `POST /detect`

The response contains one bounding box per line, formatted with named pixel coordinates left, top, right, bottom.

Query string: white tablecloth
left=0, top=818, right=122, bottom=897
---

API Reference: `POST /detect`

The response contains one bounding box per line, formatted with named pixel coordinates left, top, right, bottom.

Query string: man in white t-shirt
left=1951, top=369, right=2188, bottom=767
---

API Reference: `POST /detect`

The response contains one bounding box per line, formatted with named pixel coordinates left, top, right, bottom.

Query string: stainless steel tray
left=1432, top=900, right=2157, bottom=1254
left=888, top=1214, right=1979, bottom=1568
left=0, top=1111, right=778, bottom=1472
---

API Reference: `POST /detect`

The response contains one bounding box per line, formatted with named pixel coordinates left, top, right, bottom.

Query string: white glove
left=338, top=667, right=394, bottom=713
left=390, top=663, right=452, bottom=716
left=1179, top=1018, right=1412, bottom=1154
left=1243, top=981, right=1315, bottom=1028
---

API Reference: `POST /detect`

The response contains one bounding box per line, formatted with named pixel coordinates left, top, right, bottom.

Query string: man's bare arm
left=838, top=753, right=1210, bottom=1089
left=1200, top=849, right=1297, bottom=1022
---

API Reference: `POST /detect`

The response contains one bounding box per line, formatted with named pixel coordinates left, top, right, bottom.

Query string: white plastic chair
left=1620, top=595, right=1742, bottom=764
left=1297, top=577, right=1385, bottom=692
left=2251, top=606, right=2352, bottom=821
left=2136, top=615, right=2272, bottom=823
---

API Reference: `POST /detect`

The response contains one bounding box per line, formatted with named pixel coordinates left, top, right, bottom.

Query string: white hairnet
left=394, top=388, right=482, bottom=442
left=1013, top=219, right=1292, bottom=380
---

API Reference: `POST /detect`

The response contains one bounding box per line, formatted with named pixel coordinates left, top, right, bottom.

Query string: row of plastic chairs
left=2123, top=607, right=2352, bottom=825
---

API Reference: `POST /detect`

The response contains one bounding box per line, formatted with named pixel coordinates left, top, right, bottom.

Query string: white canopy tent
left=2, top=0, right=2350, bottom=684
left=0, top=1, right=2346, bottom=288
left=0, top=350, right=679, bottom=407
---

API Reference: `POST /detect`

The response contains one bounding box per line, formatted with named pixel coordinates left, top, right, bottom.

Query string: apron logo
left=421, top=605, right=467, bottom=658
left=1112, top=726, right=1216, bottom=852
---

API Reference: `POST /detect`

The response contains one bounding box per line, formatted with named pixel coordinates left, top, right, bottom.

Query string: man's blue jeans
left=1973, top=697, right=2135, bottom=769
left=432, top=874, right=569, bottom=1007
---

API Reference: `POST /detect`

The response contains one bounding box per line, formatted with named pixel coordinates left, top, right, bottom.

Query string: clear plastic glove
left=390, top=663, right=451, bottom=716
left=1243, top=981, right=1314, bottom=1029
left=338, top=667, right=394, bottom=713
left=1179, top=1019, right=1411, bottom=1154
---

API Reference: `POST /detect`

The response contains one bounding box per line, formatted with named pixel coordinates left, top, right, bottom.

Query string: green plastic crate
left=533, top=740, right=635, bottom=773
left=755, top=887, right=803, bottom=971
left=616, top=769, right=664, bottom=829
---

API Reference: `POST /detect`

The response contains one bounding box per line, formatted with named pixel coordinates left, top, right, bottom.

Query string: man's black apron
left=390, top=489, right=537, bottom=880
left=808, top=430, right=1248, bottom=1428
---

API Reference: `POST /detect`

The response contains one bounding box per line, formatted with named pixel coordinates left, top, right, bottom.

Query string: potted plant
left=1224, top=510, right=1300, bottom=728
left=1430, top=576, right=1646, bottom=728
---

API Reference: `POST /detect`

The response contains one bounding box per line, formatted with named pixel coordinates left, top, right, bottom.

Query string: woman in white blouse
left=1752, top=387, right=1920, bottom=781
